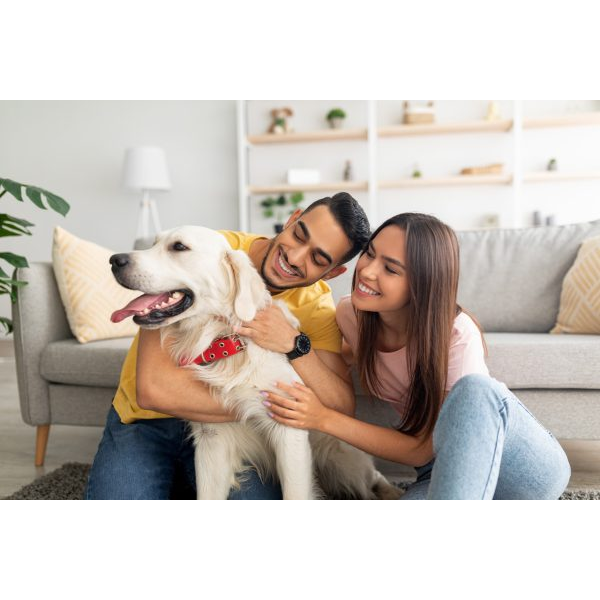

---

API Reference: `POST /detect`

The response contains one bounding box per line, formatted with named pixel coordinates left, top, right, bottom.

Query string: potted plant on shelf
left=326, top=108, right=346, bottom=129
left=0, top=178, right=70, bottom=334
left=260, top=192, right=304, bottom=233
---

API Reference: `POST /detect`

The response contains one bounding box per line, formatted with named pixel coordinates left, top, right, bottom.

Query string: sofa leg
left=35, top=425, right=50, bottom=466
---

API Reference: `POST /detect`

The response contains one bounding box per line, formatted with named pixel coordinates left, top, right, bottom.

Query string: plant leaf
left=43, top=190, right=70, bottom=217
left=0, top=276, right=27, bottom=303
left=0, top=214, right=34, bottom=237
left=1, top=179, right=70, bottom=216
left=0, top=277, right=27, bottom=288
left=0, top=179, right=24, bottom=201
left=25, top=186, right=46, bottom=210
left=0, top=252, right=28, bottom=268
left=0, top=214, right=34, bottom=227
left=0, top=316, right=13, bottom=335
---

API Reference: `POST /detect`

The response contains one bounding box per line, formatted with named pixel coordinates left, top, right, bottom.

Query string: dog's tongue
left=111, top=292, right=170, bottom=323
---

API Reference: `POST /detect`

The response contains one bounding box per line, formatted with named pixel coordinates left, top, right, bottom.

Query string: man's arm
left=136, top=328, right=237, bottom=422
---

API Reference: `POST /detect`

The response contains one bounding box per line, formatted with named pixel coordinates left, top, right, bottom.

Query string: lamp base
left=136, top=191, right=162, bottom=240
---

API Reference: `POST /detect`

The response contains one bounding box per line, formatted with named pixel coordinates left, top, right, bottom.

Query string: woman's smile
left=355, top=280, right=381, bottom=297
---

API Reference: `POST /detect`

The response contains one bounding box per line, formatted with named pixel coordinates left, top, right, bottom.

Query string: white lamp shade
left=122, top=146, right=172, bottom=191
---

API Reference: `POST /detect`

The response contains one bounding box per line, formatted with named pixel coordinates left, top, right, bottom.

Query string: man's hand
left=234, top=304, right=298, bottom=353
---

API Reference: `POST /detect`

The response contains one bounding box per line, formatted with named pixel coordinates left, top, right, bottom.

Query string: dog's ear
left=224, top=250, right=266, bottom=322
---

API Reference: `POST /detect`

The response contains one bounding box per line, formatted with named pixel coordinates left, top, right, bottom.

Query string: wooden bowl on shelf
left=460, top=163, right=504, bottom=175
left=403, top=113, right=435, bottom=125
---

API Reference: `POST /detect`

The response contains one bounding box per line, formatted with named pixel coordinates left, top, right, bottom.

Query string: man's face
left=260, top=206, right=351, bottom=291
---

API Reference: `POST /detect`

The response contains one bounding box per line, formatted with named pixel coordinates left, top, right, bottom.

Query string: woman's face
left=352, top=225, right=410, bottom=314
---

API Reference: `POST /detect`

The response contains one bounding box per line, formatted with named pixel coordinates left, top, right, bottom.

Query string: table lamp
left=122, top=146, right=171, bottom=239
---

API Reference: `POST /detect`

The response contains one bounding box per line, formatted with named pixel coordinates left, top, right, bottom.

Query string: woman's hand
left=262, top=381, right=333, bottom=431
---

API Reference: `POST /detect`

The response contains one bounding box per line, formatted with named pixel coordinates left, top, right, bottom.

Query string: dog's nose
left=110, top=253, right=130, bottom=269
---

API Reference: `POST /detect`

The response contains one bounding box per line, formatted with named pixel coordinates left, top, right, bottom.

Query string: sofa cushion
left=41, top=337, right=133, bottom=388
left=485, top=332, right=600, bottom=389
left=551, top=235, right=600, bottom=334
left=52, top=226, right=141, bottom=343
left=456, top=219, right=600, bottom=333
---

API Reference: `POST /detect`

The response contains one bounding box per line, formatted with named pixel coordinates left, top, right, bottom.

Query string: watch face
left=297, top=333, right=311, bottom=355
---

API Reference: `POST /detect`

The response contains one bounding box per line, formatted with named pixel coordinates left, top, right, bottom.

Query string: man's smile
left=273, top=248, right=301, bottom=279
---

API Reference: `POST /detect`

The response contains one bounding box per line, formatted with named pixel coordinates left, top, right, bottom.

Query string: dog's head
left=109, top=226, right=268, bottom=329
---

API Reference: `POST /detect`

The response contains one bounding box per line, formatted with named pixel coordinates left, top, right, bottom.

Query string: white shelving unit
left=237, top=101, right=600, bottom=232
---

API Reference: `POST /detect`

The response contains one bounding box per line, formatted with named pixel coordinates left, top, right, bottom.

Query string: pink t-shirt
left=336, top=295, right=489, bottom=418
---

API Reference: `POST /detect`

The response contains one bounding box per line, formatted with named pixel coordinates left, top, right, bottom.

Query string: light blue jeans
left=401, top=374, right=571, bottom=500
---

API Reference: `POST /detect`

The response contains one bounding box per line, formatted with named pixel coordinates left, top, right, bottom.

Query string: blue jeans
left=85, top=406, right=283, bottom=500
left=401, top=374, right=571, bottom=500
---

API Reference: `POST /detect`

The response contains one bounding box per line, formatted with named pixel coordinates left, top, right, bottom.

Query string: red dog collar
left=180, top=334, right=246, bottom=367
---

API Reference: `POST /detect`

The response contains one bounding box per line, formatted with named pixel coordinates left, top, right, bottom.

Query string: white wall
left=0, top=100, right=238, bottom=324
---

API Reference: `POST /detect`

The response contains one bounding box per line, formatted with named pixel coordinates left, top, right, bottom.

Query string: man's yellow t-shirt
left=112, top=230, right=343, bottom=423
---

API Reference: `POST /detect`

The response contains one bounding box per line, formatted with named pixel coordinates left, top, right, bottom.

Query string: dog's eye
left=172, top=242, right=189, bottom=252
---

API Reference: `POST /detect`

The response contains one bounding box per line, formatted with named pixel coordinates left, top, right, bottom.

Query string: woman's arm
left=263, top=381, right=433, bottom=468
left=290, top=349, right=355, bottom=416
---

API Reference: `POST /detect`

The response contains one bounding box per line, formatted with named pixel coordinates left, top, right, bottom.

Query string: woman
left=263, top=213, right=571, bottom=499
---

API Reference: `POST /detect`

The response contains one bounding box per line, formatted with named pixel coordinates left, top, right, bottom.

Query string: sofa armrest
left=11, top=262, right=73, bottom=425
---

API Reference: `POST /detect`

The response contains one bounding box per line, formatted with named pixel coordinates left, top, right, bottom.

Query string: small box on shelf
left=287, top=169, right=321, bottom=185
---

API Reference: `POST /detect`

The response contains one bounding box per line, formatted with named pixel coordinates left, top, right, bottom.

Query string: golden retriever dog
left=110, top=226, right=400, bottom=500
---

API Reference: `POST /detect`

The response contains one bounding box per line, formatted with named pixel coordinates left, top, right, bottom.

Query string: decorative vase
left=343, top=160, right=353, bottom=181
left=328, top=117, right=344, bottom=129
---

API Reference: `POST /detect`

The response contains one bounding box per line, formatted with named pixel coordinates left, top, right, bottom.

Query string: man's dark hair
left=302, top=192, right=370, bottom=264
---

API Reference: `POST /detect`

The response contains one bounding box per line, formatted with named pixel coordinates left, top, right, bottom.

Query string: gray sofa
left=12, top=219, right=600, bottom=469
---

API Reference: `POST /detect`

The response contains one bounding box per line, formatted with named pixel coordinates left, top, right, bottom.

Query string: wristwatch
left=286, top=332, right=311, bottom=361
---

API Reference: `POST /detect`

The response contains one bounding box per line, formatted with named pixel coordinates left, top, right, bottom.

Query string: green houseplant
left=260, top=192, right=304, bottom=233
left=0, top=178, right=70, bottom=334
left=326, top=108, right=346, bottom=129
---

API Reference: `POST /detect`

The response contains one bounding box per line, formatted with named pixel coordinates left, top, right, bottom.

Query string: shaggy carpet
left=3, top=462, right=600, bottom=500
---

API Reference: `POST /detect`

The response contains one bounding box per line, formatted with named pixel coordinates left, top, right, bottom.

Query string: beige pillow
left=551, top=235, right=600, bottom=334
left=52, top=226, right=140, bottom=343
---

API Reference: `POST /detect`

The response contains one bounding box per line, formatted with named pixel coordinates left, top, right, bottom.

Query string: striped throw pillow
left=551, top=235, right=600, bottom=334
left=52, top=226, right=139, bottom=343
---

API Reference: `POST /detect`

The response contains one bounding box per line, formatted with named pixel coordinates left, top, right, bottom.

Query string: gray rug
left=3, top=462, right=600, bottom=500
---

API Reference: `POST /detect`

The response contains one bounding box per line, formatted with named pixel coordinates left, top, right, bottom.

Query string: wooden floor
left=1, top=340, right=600, bottom=498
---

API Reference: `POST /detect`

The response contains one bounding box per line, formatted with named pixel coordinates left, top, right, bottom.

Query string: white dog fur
left=111, top=226, right=401, bottom=500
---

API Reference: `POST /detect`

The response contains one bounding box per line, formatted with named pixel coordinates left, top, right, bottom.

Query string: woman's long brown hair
left=354, top=213, right=462, bottom=440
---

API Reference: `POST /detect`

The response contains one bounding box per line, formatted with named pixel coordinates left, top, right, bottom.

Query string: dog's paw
left=372, top=480, right=404, bottom=500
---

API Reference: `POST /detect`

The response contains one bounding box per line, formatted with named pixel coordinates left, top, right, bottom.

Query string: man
left=85, top=192, right=370, bottom=499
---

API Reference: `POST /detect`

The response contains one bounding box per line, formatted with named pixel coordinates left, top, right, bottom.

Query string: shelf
left=378, top=119, right=513, bottom=137
left=379, top=174, right=513, bottom=189
left=246, top=114, right=600, bottom=143
left=247, top=128, right=368, bottom=145
left=523, top=112, right=600, bottom=129
left=248, top=181, right=369, bottom=195
left=238, top=101, right=600, bottom=232
left=523, top=171, right=600, bottom=183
